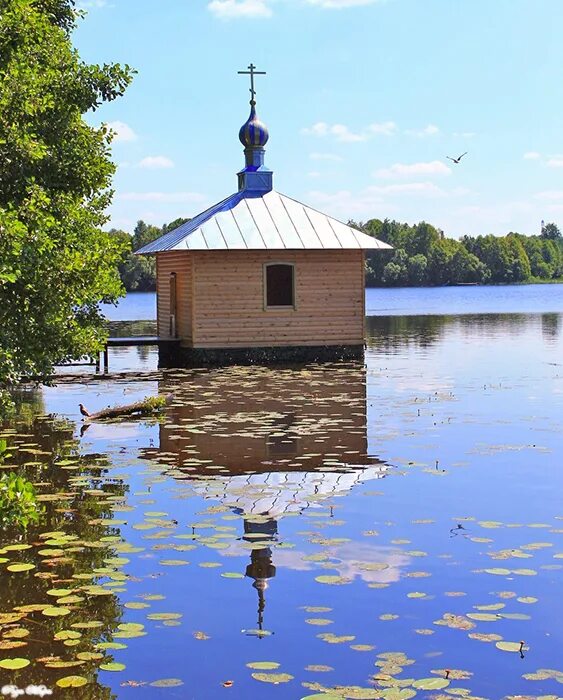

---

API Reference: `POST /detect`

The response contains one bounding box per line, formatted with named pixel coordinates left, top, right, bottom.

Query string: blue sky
left=76, top=0, right=563, bottom=237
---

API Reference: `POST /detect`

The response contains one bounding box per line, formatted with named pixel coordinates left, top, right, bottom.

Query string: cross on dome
left=237, top=63, right=266, bottom=104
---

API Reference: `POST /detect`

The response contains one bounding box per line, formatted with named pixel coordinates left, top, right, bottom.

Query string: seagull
left=446, top=152, right=468, bottom=164
left=78, top=403, right=91, bottom=418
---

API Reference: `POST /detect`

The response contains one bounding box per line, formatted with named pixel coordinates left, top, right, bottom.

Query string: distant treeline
left=111, top=218, right=563, bottom=292
left=360, top=219, right=563, bottom=287
left=110, top=219, right=188, bottom=292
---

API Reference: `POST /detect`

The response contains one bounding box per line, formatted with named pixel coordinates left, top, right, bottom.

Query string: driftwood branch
left=83, top=394, right=173, bottom=421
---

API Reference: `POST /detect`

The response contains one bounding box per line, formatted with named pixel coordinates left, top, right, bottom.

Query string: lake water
left=101, top=284, right=563, bottom=323
left=1, top=285, right=562, bottom=698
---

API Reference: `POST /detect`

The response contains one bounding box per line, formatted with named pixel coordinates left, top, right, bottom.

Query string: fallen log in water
left=81, top=394, right=173, bottom=421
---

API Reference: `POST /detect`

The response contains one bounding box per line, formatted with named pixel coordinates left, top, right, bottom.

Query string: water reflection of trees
left=541, top=312, right=560, bottom=341
left=0, top=414, right=128, bottom=697
left=366, top=312, right=562, bottom=352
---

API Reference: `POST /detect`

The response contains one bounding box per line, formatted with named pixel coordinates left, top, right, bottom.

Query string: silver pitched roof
left=135, top=190, right=391, bottom=254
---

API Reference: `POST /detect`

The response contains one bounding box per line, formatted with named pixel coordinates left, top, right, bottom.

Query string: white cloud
left=457, top=201, right=533, bottom=226
left=302, top=122, right=366, bottom=142
left=309, top=181, right=445, bottom=215
left=405, top=124, right=440, bottom=137
left=546, top=157, right=563, bottom=168
left=331, top=124, right=366, bottom=142
left=138, top=156, right=175, bottom=169
left=372, top=182, right=446, bottom=196
left=523, top=151, right=541, bottom=160
left=309, top=152, right=343, bottom=161
left=303, top=120, right=397, bottom=142
left=306, top=0, right=385, bottom=7
left=118, top=192, right=206, bottom=203
left=108, top=121, right=137, bottom=143
left=375, top=160, right=451, bottom=179
left=207, top=0, right=272, bottom=18
left=368, top=121, right=398, bottom=136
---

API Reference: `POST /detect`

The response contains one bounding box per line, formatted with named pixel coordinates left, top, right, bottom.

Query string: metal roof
left=135, top=190, right=392, bottom=254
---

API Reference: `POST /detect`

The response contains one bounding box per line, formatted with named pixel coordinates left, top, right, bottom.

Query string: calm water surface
left=1, top=286, right=562, bottom=699
left=102, top=284, right=563, bottom=324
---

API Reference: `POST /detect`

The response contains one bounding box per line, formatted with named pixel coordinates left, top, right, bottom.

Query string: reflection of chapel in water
left=141, top=363, right=387, bottom=628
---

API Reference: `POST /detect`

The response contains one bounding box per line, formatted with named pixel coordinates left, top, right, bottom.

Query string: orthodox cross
left=238, top=63, right=266, bottom=102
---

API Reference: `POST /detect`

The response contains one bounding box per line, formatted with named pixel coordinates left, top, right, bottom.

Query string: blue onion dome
left=239, top=101, right=269, bottom=148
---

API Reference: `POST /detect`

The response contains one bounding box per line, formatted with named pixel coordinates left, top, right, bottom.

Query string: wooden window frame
left=263, top=262, right=296, bottom=311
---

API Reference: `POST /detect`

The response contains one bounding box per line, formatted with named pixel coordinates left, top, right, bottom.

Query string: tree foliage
left=360, top=218, right=563, bottom=287
left=110, top=218, right=189, bottom=292
left=0, top=0, right=134, bottom=382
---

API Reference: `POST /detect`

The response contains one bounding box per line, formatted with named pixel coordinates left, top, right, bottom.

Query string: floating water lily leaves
left=6, top=563, right=35, bottom=573
left=305, top=618, right=333, bottom=626
left=0, top=658, right=30, bottom=670
left=42, top=606, right=71, bottom=617
left=149, top=679, right=184, bottom=687
left=315, top=575, right=350, bottom=585
left=251, top=672, right=294, bottom=684
left=124, top=601, right=150, bottom=609
left=100, top=662, right=126, bottom=672
left=95, top=642, right=128, bottom=650
left=56, top=676, right=88, bottom=688
left=412, top=678, right=450, bottom=689
left=54, top=630, right=81, bottom=641
left=496, top=641, right=528, bottom=652
left=246, top=661, right=281, bottom=670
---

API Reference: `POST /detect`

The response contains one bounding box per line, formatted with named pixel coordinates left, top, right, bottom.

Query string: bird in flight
left=447, top=152, right=468, bottom=164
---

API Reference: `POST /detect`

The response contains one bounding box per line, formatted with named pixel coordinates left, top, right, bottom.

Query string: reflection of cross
left=238, top=63, right=266, bottom=102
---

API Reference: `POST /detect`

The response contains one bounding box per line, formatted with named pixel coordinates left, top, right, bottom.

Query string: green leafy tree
left=110, top=218, right=190, bottom=292
left=541, top=222, right=562, bottom=240
left=407, top=254, right=428, bottom=285
left=0, top=0, right=134, bottom=382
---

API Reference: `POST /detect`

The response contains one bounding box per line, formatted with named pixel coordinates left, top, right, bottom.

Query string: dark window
left=265, top=264, right=294, bottom=307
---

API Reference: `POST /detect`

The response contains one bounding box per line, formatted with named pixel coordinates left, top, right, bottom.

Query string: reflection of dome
left=239, top=102, right=269, bottom=149
left=192, top=466, right=388, bottom=518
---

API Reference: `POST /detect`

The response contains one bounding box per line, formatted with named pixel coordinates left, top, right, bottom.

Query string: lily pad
left=496, top=641, right=528, bottom=652
left=56, top=676, right=88, bottom=688
left=251, top=672, right=294, bottom=684
left=6, top=563, right=35, bottom=573
left=149, top=679, right=185, bottom=687
left=0, top=658, right=30, bottom=670
left=100, top=662, right=126, bottom=671
left=412, top=678, right=450, bottom=690
left=314, top=575, right=351, bottom=585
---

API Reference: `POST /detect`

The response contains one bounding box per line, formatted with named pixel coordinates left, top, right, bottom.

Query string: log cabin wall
left=190, top=249, right=365, bottom=348
left=156, top=252, right=193, bottom=342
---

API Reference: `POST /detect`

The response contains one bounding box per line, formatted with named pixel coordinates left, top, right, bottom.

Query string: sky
left=75, top=0, right=563, bottom=238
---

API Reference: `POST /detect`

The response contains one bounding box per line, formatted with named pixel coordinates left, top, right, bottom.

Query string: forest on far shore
left=360, top=219, right=563, bottom=287
left=109, top=219, right=563, bottom=292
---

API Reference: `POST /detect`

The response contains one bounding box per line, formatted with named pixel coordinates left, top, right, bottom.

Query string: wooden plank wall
left=156, top=252, right=193, bottom=342
left=190, top=250, right=365, bottom=348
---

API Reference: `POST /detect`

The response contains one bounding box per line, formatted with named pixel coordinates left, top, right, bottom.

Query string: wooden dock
left=96, top=337, right=179, bottom=373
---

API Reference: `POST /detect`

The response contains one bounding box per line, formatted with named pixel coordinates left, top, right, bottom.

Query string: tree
left=541, top=222, right=561, bottom=240
left=407, top=254, right=428, bottom=285
left=109, top=218, right=190, bottom=292
left=0, top=0, right=134, bottom=382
